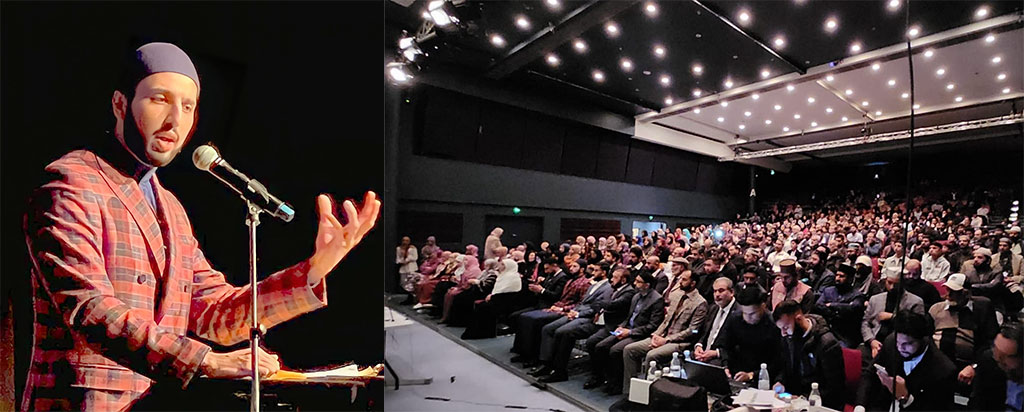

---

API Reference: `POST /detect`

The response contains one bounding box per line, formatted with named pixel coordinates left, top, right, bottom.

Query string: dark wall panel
left=560, top=218, right=622, bottom=241
left=595, top=131, right=629, bottom=182
left=397, top=210, right=464, bottom=245
left=421, top=89, right=479, bottom=161
left=625, top=141, right=656, bottom=186
left=521, top=115, right=565, bottom=174
left=560, top=126, right=599, bottom=178
left=478, top=102, right=526, bottom=168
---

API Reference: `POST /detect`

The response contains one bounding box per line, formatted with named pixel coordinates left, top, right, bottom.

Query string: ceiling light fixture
left=659, top=75, right=671, bottom=86
left=546, top=53, right=560, bottom=66
left=644, top=2, right=658, bottom=16
left=765, top=119, right=772, bottom=125
left=692, top=64, right=703, bottom=75
left=871, top=62, right=881, bottom=71
left=850, top=42, right=862, bottom=53
left=592, top=70, right=605, bottom=82
left=924, top=49, right=934, bottom=58
left=845, top=89, right=853, bottom=96
left=545, top=0, right=561, bottom=9
left=573, top=39, right=587, bottom=52
left=721, top=101, right=729, bottom=107
left=811, top=121, right=818, bottom=127
left=693, top=89, right=702, bottom=97
left=826, top=75, right=834, bottom=82
left=774, top=104, right=782, bottom=111
left=744, top=111, right=752, bottom=117
left=936, top=67, right=946, bottom=76
left=913, top=104, right=920, bottom=109
left=975, top=5, right=990, bottom=19
left=605, top=22, right=620, bottom=36
left=906, top=26, right=920, bottom=38
left=490, top=34, right=506, bottom=47
left=887, top=79, right=896, bottom=87
left=386, top=61, right=415, bottom=84
left=664, top=97, right=674, bottom=105
left=826, top=107, right=833, bottom=113
left=786, top=84, right=795, bottom=92
left=1003, top=87, right=1011, bottom=94
left=997, top=73, right=1007, bottom=81
left=773, top=36, right=786, bottom=48
left=861, top=101, right=869, bottom=107
left=694, top=108, right=701, bottom=113
left=841, top=116, right=849, bottom=122
left=752, top=93, right=760, bottom=100
left=955, top=96, right=963, bottom=102
left=515, top=16, right=531, bottom=30
left=824, top=18, right=838, bottom=32
left=946, top=83, right=955, bottom=90
left=724, top=79, right=734, bottom=88
left=738, top=10, right=751, bottom=24
left=620, top=58, right=633, bottom=71
left=739, top=124, right=746, bottom=130
left=807, top=97, right=816, bottom=104
left=887, top=0, right=900, bottom=11
left=901, top=92, right=909, bottom=99
left=992, top=55, right=1002, bottom=64
left=653, top=45, right=666, bottom=58
left=783, top=126, right=790, bottom=132
left=794, top=114, right=801, bottom=119
left=985, top=34, right=996, bottom=43
left=717, top=117, right=725, bottom=123
left=761, top=69, right=771, bottom=78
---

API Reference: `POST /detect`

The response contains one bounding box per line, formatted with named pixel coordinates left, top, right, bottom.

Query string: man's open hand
left=308, top=192, right=381, bottom=284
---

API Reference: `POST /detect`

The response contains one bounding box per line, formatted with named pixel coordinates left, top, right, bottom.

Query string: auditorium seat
left=842, top=347, right=861, bottom=412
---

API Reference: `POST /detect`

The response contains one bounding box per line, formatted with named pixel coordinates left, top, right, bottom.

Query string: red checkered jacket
left=21, top=149, right=328, bottom=411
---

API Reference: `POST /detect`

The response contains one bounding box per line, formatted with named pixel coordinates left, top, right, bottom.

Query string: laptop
left=682, top=359, right=747, bottom=396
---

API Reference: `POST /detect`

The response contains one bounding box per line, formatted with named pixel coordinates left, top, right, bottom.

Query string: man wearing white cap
left=928, top=273, right=1000, bottom=388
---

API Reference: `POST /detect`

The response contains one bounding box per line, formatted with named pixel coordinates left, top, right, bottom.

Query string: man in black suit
left=928, top=273, right=999, bottom=391
left=969, top=321, right=1023, bottom=411
left=903, top=259, right=942, bottom=309
left=584, top=271, right=664, bottom=395
left=857, top=309, right=957, bottom=411
left=644, top=255, right=670, bottom=296
left=509, top=258, right=569, bottom=328
left=531, top=262, right=615, bottom=381
left=692, top=277, right=737, bottom=366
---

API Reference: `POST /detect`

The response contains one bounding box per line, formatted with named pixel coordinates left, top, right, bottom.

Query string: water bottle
left=853, top=406, right=866, bottom=412
left=808, top=382, right=822, bottom=406
left=654, top=370, right=663, bottom=380
left=647, top=361, right=658, bottom=380
left=662, top=367, right=671, bottom=379
left=758, top=363, right=771, bottom=390
left=670, top=352, right=681, bottom=378
left=679, top=350, right=691, bottom=379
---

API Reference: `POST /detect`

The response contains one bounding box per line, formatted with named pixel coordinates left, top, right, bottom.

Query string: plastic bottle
left=808, top=382, right=822, bottom=406
left=758, top=363, right=770, bottom=390
left=853, top=406, right=866, bottom=412
left=647, top=361, right=658, bottom=380
left=670, top=352, right=681, bottom=378
left=654, top=370, right=663, bottom=380
left=683, top=350, right=691, bottom=361
left=662, top=367, right=671, bottom=379
left=679, top=350, right=690, bottom=379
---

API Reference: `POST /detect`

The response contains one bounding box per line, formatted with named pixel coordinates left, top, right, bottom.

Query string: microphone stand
left=246, top=200, right=264, bottom=412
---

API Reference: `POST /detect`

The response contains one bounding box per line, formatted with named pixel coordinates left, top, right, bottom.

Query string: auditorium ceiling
left=386, top=1, right=1023, bottom=167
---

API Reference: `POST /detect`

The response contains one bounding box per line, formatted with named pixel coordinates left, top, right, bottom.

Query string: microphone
left=192, top=145, right=295, bottom=222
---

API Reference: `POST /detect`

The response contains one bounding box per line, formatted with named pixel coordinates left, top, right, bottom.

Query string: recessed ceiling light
left=592, top=70, right=605, bottom=82
left=773, top=36, right=786, bottom=48
left=515, top=16, right=531, bottom=30
left=811, top=121, right=818, bottom=127
left=906, top=26, right=920, bottom=38
left=807, top=97, right=816, bottom=104
left=692, top=64, right=703, bottom=75
left=924, top=49, right=934, bottom=58
left=871, top=62, right=881, bottom=71
left=574, top=39, right=588, bottom=52
left=724, top=79, right=734, bottom=88
left=739, top=124, right=746, bottom=130
left=546, top=0, right=561, bottom=9
left=998, top=73, right=1007, bottom=81
left=605, top=22, right=620, bottom=36
left=490, top=34, right=506, bottom=47
left=826, top=107, right=833, bottom=113
left=786, top=85, right=795, bottom=92
left=824, top=18, right=838, bottom=32
left=765, top=119, right=772, bottom=125
left=887, top=0, right=900, bottom=11
left=975, top=5, right=990, bottom=19
left=861, top=101, right=869, bottom=107
left=826, top=75, right=834, bottom=82
left=659, top=75, right=671, bottom=86
left=546, top=54, right=560, bottom=66
left=738, top=10, right=751, bottom=24
left=936, top=67, right=946, bottom=76
left=850, top=42, right=862, bottom=53
left=664, top=97, right=674, bottom=105
left=874, top=111, right=881, bottom=116
left=992, top=56, right=1002, bottom=64
left=887, top=79, right=896, bottom=87
left=644, top=2, right=658, bottom=16
left=752, top=93, right=760, bottom=100
left=693, top=89, right=702, bottom=97
left=736, top=138, right=747, bottom=143
left=841, top=116, right=848, bottom=122
left=946, top=83, right=955, bottom=90
left=794, top=114, right=801, bottom=119
left=774, top=104, right=782, bottom=111
left=744, top=111, right=752, bottom=117
left=721, top=101, right=729, bottom=107
left=901, top=92, right=909, bottom=99
left=620, top=58, right=634, bottom=71
left=985, top=34, right=996, bottom=43
left=955, top=96, right=963, bottom=102
left=694, top=108, right=700, bottom=114
left=761, top=69, right=771, bottom=79
left=913, top=104, right=920, bottom=109
left=1003, top=87, right=1011, bottom=94
left=845, top=89, right=853, bottom=96
left=653, top=45, right=666, bottom=57
left=783, top=126, right=790, bottom=132
left=717, top=117, right=725, bottom=123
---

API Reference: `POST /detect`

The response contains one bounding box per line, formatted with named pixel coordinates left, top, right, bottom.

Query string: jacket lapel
left=93, top=153, right=167, bottom=276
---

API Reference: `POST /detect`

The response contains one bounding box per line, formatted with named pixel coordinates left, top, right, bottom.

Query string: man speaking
left=20, top=42, right=380, bottom=411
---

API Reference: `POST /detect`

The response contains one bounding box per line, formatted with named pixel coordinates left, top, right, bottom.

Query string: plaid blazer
left=22, top=149, right=328, bottom=411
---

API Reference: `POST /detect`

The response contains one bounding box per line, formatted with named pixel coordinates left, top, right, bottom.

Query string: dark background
left=1, top=1, right=384, bottom=406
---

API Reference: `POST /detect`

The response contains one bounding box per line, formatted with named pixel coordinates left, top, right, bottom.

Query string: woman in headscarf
left=442, top=254, right=493, bottom=327
left=396, top=236, right=418, bottom=303
left=485, top=227, right=504, bottom=260
left=437, top=247, right=481, bottom=321
left=428, top=254, right=465, bottom=316
left=462, top=257, right=522, bottom=339
left=420, top=236, right=438, bottom=263
left=413, top=251, right=453, bottom=310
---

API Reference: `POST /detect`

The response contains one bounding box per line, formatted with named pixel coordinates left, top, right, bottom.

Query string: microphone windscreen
left=193, top=145, right=220, bottom=171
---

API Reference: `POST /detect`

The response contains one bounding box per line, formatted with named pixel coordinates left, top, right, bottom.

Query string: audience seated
left=715, top=287, right=781, bottom=385
left=863, top=269, right=926, bottom=358
left=815, top=263, right=868, bottom=348
left=511, top=260, right=589, bottom=366
left=692, top=277, right=738, bottom=365
left=771, top=299, right=846, bottom=410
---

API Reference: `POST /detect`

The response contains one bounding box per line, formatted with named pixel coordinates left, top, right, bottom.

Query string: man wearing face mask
left=815, top=264, right=867, bottom=348
left=853, top=255, right=884, bottom=297
left=928, top=273, right=999, bottom=391
left=21, top=42, right=380, bottom=411
left=863, top=270, right=925, bottom=359
left=771, top=300, right=845, bottom=410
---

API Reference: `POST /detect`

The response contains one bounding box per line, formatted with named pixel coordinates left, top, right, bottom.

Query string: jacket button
left=183, top=284, right=190, bottom=292
left=138, top=275, right=148, bottom=284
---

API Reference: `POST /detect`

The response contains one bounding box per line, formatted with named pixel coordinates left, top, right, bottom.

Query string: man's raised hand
left=309, top=191, right=381, bottom=284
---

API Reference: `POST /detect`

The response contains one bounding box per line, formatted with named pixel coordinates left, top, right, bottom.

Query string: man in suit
left=717, top=287, right=781, bottom=383
left=511, top=259, right=588, bottom=366
left=969, top=321, right=1023, bottom=411
left=530, top=262, right=614, bottom=381
left=21, top=42, right=380, bottom=412
left=863, top=270, right=925, bottom=358
left=508, top=258, right=569, bottom=328
left=692, top=277, right=737, bottom=365
left=928, top=273, right=1000, bottom=390
left=622, top=268, right=707, bottom=393
left=585, top=271, right=664, bottom=395
left=857, top=310, right=957, bottom=411
left=577, top=267, right=636, bottom=388
left=643, top=255, right=670, bottom=296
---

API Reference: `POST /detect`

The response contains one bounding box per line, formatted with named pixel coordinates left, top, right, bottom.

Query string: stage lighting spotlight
left=386, top=61, right=415, bottom=84
left=427, top=0, right=457, bottom=26
left=398, top=34, right=423, bottom=62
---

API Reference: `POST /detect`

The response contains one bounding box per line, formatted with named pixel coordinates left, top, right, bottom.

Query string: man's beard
left=835, top=282, right=852, bottom=293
